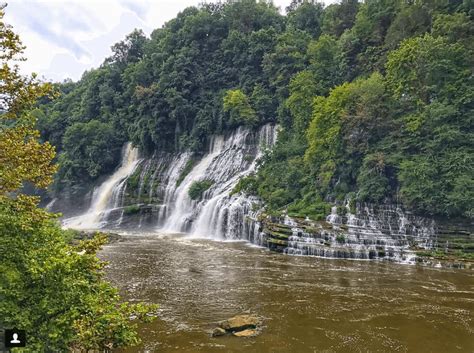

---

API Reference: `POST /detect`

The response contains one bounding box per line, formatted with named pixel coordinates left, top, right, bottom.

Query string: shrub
left=124, top=204, right=141, bottom=215
left=188, top=180, right=214, bottom=200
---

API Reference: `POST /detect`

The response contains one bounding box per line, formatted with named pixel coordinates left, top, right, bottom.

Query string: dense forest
left=36, top=0, right=473, bottom=220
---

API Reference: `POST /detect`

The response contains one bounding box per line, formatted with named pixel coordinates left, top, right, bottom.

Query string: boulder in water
left=218, top=314, right=261, bottom=331
left=211, top=314, right=262, bottom=337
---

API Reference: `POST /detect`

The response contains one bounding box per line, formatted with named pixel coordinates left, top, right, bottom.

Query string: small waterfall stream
left=62, top=143, right=140, bottom=229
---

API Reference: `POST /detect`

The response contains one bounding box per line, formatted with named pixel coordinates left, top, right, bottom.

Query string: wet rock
left=211, top=327, right=226, bottom=337
left=233, top=329, right=257, bottom=337
left=212, top=314, right=263, bottom=338
left=218, top=314, right=260, bottom=331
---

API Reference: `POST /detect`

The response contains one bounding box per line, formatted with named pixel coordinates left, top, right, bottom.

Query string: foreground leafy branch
left=0, top=4, right=157, bottom=351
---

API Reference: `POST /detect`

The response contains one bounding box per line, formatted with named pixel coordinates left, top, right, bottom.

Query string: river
left=98, top=231, right=474, bottom=353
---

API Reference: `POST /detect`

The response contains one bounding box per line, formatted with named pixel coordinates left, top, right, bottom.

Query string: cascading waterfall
left=162, top=137, right=225, bottom=232
left=161, top=124, right=277, bottom=238
left=63, top=143, right=140, bottom=229
left=191, top=125, right=276, bottom=239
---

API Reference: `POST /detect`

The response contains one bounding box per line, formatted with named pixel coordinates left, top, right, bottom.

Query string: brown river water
left=99, top=232, right=474, bottom=353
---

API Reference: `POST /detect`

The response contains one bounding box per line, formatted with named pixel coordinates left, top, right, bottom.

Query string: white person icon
left=10, top=333, right=21, bottom=344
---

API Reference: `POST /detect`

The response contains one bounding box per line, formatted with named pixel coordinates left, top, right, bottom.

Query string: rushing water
left=63, top=143, right=141, bottom=229
left=99, top=231, right=474, bottom=353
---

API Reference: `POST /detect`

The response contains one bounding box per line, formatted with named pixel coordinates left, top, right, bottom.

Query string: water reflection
left=99, top=232, right=474, bottom=353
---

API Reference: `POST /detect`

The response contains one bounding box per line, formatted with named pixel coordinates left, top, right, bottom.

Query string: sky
left=5, top=0, right=337, bottom=82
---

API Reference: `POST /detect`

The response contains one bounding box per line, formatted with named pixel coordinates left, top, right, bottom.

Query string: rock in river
left=233, top=329, right=258, bottom=337
left=211, top=314, right=262, bottom=337
left=211, top=327, right=226, bottom=337
left=219, top=314, right=261, bottom=331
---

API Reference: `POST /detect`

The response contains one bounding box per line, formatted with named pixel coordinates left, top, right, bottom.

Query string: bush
left=188, top=180, right=214, bottom=200
left=124, top=204, right=141, bottom=215
left=231, top=175, right=258, bottom=195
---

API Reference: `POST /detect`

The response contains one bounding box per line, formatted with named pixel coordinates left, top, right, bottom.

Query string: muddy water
left=99, top=232, right=474, bottom=353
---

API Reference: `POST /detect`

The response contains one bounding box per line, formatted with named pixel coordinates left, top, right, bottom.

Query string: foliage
left=223, top=89, right=258, bottom=127
left=0, top=6, right=157, bottom=351
left=176, top=159, right=197, bottom=187
left=231, top=174, right=258, bottom=196
left=188, top=180, right=214, bottom=200
left=58, top=120, right=122, bottom=186
left=124, top=204, right=141, bottom=215
left=34, top=0, right=474, bottom=219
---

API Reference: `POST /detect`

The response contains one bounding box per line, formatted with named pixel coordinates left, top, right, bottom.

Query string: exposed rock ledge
left=246, top=204, right=473, bottom=269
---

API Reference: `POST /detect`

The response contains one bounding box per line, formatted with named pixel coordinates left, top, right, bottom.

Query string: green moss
left=416, top=249, right=474, bottom=260
left=286, top=195, right=331, bottom=221
left=176, top=159, right=196, bottom=187
left=188, top=180, right=214, bottom=200
left=266, top=238, right=288, bottom=246
left=126, top=167, right=142, bottom=191
left=124, top=204, right=140, bottom=215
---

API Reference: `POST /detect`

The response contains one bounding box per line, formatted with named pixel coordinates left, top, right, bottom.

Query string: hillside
left=35, top=0, right=473, bottom=220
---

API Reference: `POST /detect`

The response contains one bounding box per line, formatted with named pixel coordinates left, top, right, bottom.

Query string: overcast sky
left=5, top=0, right=337, bottom=82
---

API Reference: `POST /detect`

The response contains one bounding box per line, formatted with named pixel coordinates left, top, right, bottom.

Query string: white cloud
left=4, top=0, right=338, bottom=82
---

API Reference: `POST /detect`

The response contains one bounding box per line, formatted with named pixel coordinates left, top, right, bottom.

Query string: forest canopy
left=36, top=0, right=473, bottom=219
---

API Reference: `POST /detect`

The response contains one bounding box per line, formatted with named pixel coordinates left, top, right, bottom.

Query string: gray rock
left=211, top=327, right=226, bottom=337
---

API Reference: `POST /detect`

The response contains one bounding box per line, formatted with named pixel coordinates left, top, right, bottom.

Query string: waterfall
left=63, top=143, right=140, bottom=229
left=162, top=136, right=225, bottom=232
left=158, top=124, right=277, bottom=238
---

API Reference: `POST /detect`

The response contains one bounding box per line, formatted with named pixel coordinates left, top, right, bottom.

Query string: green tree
left=223, top=89, right=258, bottom=127
left=286, top=0, right=324, bottom=38
left=386, top=34, right=470, bottom=104
left=0, top=6, right=157, bottom=351
left=307, top=34, right=345, bottom=94
left=321, top=0, right=359, bottom=37
left=58, top=120, right=122, bottom=184
left=285, top=70, right=318, bottom=132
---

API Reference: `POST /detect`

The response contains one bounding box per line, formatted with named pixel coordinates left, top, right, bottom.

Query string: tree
left=386, top=34, right=471, bottom=104
left=223, top=89, right=258, bottom=127
left=286, top=0, right=324, bottom=38
left=106, top=29, right=148, bottom=68
left=60, top=120, right=122, bottom=181
left=305, top=73, right=390, bottom=193
left=0, top=5, right=157, bottom=351
left=307, top=34, right=345, bottom=94
left=285, top=70, right=318, bottom=132
left=321, top=0, right=359, bottom=37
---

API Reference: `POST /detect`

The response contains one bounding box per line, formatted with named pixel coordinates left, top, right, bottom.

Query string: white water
left=63, top=143, right=140, bottom=229
left=161, top=125, right=277, bottom=238
left=162, top=136, right=225, bottom=232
